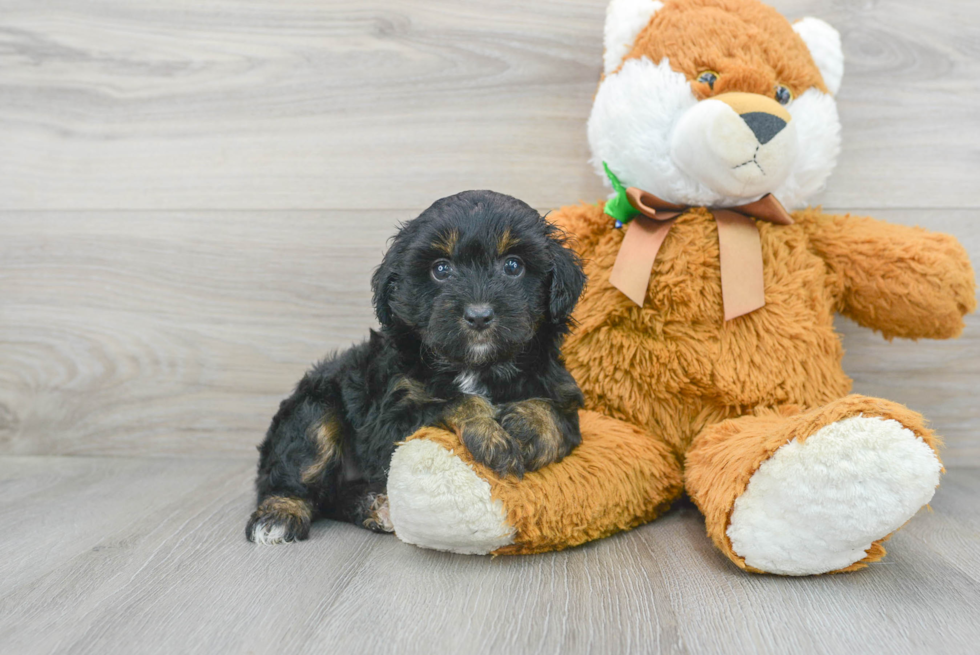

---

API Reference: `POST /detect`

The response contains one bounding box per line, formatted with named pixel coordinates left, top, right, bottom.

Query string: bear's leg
left=685, top=395, right=943, bottom=575
left=387, top=410, right=684, bottom=555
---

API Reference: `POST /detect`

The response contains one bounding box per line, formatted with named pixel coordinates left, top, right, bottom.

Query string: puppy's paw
left=359, top=492, right=395, bottom=534
left=461, top=417, right=525, bottom=478
left=498, top=400, right=566, bottom=472
left=246, top=496, right=312, bottom=545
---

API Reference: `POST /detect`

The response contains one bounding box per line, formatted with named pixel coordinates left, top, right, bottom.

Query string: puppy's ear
left=372, top=214, right=429, bottom=327
left=372, top=224, right=414, bottom=327
left=545, top=224, right=586, bottom=329
left=370, top=254, right=398, bottom=328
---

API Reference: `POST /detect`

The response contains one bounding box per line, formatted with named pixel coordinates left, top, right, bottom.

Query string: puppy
left=246, top=190, right=587, bottom=544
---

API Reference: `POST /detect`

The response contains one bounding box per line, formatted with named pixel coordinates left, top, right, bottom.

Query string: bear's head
left=589, top=0, right=844, bottom=209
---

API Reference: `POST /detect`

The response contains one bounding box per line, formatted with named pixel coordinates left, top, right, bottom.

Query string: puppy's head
left=372, top=190, right=585, bottom=367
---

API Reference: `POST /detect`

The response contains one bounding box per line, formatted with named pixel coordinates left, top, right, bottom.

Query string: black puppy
left=246, top=190, right=586, bottom=544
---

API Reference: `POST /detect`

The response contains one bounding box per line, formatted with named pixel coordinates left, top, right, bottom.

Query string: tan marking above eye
left=433, top=229, right=459, bottom=256
left=497, top=228, right=520, bottom=255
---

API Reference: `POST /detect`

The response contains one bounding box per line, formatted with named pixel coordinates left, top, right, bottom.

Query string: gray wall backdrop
left=0, top=0, right=977, bottom=464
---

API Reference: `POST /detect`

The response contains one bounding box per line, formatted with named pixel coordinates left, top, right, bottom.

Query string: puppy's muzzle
left=464, top=304, right=495, bottom=331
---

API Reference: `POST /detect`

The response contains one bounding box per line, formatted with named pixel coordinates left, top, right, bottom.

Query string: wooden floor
left=1, top=1, right=979, bottom=653
left=0, top=458, right=976, bottom=655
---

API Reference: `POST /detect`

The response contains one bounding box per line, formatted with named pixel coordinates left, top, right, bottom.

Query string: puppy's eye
left=430, top=259, right=455, bottom=282
left=502, top=256, right=524, bottom=278
left=775, top=84, right=793, bottom=105
left=697, top=71, right=718, bottom=90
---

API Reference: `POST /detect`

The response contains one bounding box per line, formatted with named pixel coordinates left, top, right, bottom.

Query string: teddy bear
left=382, top=0, right=976, bottom=575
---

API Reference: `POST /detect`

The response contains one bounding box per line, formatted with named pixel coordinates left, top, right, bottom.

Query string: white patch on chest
left=455, top=370, right=489, bottom=398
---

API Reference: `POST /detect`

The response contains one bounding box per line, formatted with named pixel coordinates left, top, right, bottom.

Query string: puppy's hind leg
left=328, top=481, right=394, bottom=534
left=247, top=390, right=346, bottom=545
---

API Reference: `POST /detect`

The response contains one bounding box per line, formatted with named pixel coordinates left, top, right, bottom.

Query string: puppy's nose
left=464, top=304, right=495, bottom=330
left=740, top=112, right=787, bottom=145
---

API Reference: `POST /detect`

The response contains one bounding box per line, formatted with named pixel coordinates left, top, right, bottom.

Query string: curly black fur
left=246, top=190, right=586, bottom=543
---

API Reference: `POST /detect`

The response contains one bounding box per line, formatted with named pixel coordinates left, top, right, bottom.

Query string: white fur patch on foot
left=251, top=521, right=290, bottom=546
left=387, top=439, right=515, bottom=555
left=727, top=416, right=942, bottom=575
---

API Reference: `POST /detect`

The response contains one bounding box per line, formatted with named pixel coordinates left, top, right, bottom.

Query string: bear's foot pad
left=727, top=416, right=942, bottom=575
left=387, top=438, right=515, bottom=554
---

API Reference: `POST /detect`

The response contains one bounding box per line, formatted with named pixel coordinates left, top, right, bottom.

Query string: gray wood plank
left=1, top=209, right=977, bottom=462
left=0, top=210, right=393, bottom=458
left=0, top=456, right=247, bottom=596
left=0, top=0, right=977, bottom=210
left=0, top=456, right=978, bottom=655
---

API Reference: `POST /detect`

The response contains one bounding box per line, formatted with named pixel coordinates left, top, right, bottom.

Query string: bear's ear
left=603, top=0, right=664, bottom=75
left=793, top=17, right=844, bottom=95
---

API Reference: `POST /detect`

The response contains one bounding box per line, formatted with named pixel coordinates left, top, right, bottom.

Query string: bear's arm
left=797, top=208, right=976, bottom=340
left=547, top=202, right=610, bottom=252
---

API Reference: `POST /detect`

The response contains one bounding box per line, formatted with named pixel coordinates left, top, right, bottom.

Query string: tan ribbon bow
left=608, top=188, right=794, bottom=321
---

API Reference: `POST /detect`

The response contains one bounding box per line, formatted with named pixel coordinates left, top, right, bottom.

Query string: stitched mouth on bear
left=733, top=146, right=765, bottom=176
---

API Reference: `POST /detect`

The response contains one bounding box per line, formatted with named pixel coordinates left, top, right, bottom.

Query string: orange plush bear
left=384, top=0, right=976, bottom=575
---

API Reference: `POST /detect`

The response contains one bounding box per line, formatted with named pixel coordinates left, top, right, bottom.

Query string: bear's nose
left=741, top=112, right=787, bottom=145
left=464, top=304, right=495, bottom=330
left=711, top=92, right=793, bottom=147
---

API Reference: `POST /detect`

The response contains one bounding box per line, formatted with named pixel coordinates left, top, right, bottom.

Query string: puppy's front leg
left=497, top=399, right=581, bottom=472
left=443, top=395, right=525, bottom=478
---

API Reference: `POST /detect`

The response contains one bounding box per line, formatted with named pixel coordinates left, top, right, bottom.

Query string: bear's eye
left=697, top=71, right=718, bottom=90
left=430, top=259, right=455, bottom=282
left=775, top=85, right=793, bottom=105
left=502, top=256, right=524, bottom=278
